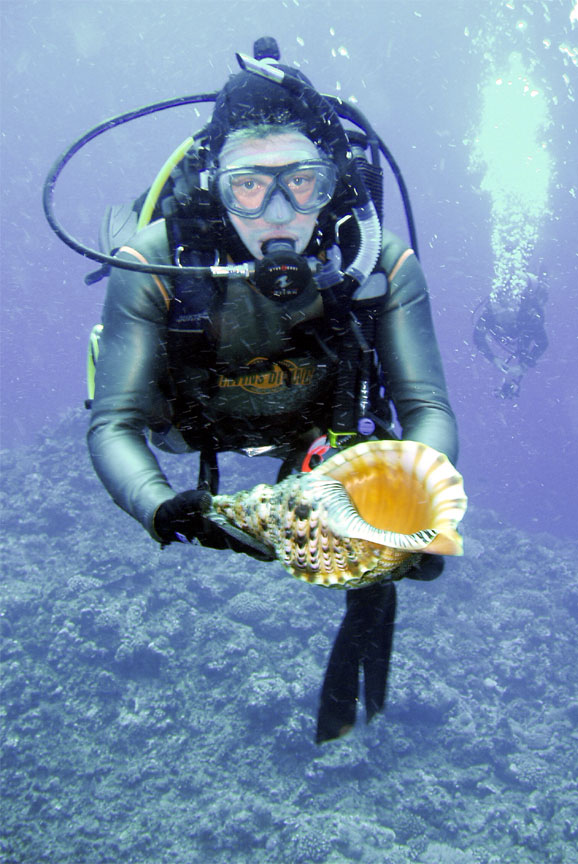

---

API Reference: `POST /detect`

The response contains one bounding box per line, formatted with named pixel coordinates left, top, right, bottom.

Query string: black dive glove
left=405, top=555, right=445, bottom=581
left=154, top=490, right=275, bottom=562
left=154, top=490, right=212, bottom=545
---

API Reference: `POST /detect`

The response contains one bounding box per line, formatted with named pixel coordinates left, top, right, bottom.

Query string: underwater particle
left=337, top=46, right=350, bottom=59
left=516, top=20, right=528, bottom=32
left=296, top=36, right=305, bottom=47
left=559, top=42, right=578, bottom=67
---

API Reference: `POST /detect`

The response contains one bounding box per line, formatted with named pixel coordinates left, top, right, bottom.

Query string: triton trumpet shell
left=210, top=439, right=467, bottom=588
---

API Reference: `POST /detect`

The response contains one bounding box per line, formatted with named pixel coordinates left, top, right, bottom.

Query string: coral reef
left=1, top=411, right=577, bottom=863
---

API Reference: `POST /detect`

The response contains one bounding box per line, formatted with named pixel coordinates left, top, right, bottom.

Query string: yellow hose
left=137, top=136, right=194, bottom=230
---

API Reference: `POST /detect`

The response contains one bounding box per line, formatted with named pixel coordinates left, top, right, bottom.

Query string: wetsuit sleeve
left=377, top=239, right=459, bottom=465
left=87, top=246, right=175, bottom=537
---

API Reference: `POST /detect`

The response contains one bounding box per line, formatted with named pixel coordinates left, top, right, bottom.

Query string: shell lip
left=303, top=471, right=465, bottom=556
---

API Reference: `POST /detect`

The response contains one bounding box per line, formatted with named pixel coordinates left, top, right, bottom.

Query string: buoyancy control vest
left=152, top=134, right=395, bottom=449
left=85, top=141, right=397, bottom=469
left=82, top=126, right=403, bottom=483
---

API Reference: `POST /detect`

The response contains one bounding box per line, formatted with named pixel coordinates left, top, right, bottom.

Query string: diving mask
left=214, top=159, right=337, bottom=218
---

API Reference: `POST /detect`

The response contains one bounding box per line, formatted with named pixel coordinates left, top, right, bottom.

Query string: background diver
left=474, top=273, right=548, bottom=399
left=46, top=38, right=459, bottom=742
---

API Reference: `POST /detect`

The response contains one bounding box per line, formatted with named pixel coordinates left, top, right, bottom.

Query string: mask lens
left=225, top=171, right=274, bottom=214
left=216, top=161, right=337, bottom=218
left=279, top=163, right=336, bottom=213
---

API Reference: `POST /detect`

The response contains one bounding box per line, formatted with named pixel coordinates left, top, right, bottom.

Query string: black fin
left=315, top=582, right=397, bottom=743
left=315, top=596, right=364, bottom=743
left=362, top=582, right=396, bottom=722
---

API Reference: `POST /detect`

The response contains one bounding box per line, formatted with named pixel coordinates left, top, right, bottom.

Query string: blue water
left=2, top=0, right=577, bottom=537
left=1, top=2, right=577, bottom=862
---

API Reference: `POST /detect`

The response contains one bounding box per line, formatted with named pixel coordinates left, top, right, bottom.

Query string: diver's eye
left=230, top=174, right=271, bottom=206
left=231, top=177, right=261, bottom=193
left=285, top=172, right=316, bottom=206
left=287, top=172, right=315, bottom=190
left=234, top=178, right=257, bottom=191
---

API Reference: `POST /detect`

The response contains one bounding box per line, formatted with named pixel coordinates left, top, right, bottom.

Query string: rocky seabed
left=1, top=413, right=577, bottom=864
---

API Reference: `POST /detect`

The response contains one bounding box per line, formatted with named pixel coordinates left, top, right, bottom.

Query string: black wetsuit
left=88, top=220, right=458, bottom=538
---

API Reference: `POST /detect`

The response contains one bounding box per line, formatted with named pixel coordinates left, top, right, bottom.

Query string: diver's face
left=218, top=132, right=323, bottom=259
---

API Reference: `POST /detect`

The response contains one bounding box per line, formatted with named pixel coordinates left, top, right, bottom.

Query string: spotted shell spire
left=210, top=439, right=467, bottom=588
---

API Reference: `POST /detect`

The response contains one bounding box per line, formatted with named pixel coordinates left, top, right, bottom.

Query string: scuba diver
left=474, top=274, right=548, bottom=399
left=43, top=38, right=458, bottom=743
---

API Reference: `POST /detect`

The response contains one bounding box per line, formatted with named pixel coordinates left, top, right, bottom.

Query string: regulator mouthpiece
left=254, top=239, right=312, bottom=302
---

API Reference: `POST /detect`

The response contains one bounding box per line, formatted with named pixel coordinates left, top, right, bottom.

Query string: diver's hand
left=154, top=490, right=213, bottom=544
left=405, top=555, right=445, bottom=581
left=154, top=489, right=275, bottom=561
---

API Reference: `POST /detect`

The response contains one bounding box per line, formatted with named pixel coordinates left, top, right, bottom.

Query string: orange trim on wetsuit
left=118, top=245, right=171, bottom=310
left=388, top=248, right=414, bottom=284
